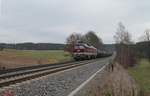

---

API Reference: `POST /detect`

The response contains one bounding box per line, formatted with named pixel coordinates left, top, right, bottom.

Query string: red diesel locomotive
left=73, top=43, right=97, bottom=60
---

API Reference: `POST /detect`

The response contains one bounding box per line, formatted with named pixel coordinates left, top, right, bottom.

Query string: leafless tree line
left=114, top=22, right=150, bottom=67
left=114, top=22, right=132, bottom=44
left=114, top=22, right=136, bottom=68
left=65, top=31, right=103, bottom=54
left=139, top=29, right=150, bottom=42
left=145, top=29, right=150, bottom=41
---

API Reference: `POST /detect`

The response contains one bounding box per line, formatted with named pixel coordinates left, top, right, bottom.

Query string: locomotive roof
left=75, top=43, right=96, bottom=49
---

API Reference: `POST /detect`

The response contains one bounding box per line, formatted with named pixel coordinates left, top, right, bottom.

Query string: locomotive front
left=73, top=43, right=97, bottom=61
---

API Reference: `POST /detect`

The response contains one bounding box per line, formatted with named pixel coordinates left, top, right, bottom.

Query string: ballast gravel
left=0, top=58, right=111, bottom=96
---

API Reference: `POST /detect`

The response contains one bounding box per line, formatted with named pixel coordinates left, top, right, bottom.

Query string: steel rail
left=0, top=60, right=94, bottom=80
left=0, top=59, right=100, bottom=88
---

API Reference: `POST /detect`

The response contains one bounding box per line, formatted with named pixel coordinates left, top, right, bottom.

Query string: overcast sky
left=0, top=0, right=149, bottom=44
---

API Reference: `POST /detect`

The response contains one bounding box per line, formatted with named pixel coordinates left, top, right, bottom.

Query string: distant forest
left=135, top=41, right=150, bottom=59
left=0, top=42, right=149, bottom=59
left=0, top=43, right=65, bottom=50
left=0, top=43, right=116, bottom=51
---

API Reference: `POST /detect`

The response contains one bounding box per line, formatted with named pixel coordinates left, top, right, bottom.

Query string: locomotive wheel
left=74, top=58, right=79, bottom=61
left=88, top=56, right=91, bottom=60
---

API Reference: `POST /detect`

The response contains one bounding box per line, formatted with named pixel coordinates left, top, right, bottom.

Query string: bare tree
left=83, top=31, right=103, bottom=49
left=139, top=29, right=150, bottom=42
left=114, top=22, right=135, bottom=68
left=65, top=33, right=82, bottom=53
left=145, top=29, right=150, bottom=41
left=66, top=33, right=82, bottom=44
left=65, top=31, right=103, bottom=53
left=114, top=22, right=132, bottom=44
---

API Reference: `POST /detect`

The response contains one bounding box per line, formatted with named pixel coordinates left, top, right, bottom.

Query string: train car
left=73, top=43, right=97, bottom=60
left=97, top=49, right=113, bottom=58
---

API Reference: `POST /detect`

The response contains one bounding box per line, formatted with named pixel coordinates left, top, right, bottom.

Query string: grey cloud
left=0, top=0, right=150, bottom=43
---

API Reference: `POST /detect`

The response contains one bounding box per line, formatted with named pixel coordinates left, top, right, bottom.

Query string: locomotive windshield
left=74, top=45, right=85, bottom=49
left=74, top=43, right=94, bottom=49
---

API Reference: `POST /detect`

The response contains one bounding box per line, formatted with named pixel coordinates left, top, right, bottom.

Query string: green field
left=3, top=49, right=72, bottom=62
left=128, top=59, right=150, bottom=95
left=0, top=49, right=72, bottom=69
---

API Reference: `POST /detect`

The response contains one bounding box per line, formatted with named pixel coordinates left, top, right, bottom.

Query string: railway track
left=0, top=59, right=101, bottom=88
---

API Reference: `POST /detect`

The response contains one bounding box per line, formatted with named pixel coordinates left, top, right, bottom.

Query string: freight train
left=73, top=43, right=112, bottom=60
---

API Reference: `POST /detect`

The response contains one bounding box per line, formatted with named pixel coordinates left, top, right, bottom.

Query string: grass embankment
left=101, top=64, right=138, bottom=96
left=86, top=63, right=138, bottom=96
left=0, top=49, right=72, bottom=69
left=128, top=59, right=150, bottom=95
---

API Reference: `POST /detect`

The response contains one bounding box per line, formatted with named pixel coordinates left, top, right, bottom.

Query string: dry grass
left=0, top=49, right=71, bottom=69
left=100, top=64, right=139, bottom=96
left=89, top=63, right=139, bottom=96
left=76, top=63, right=139, bottom=96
